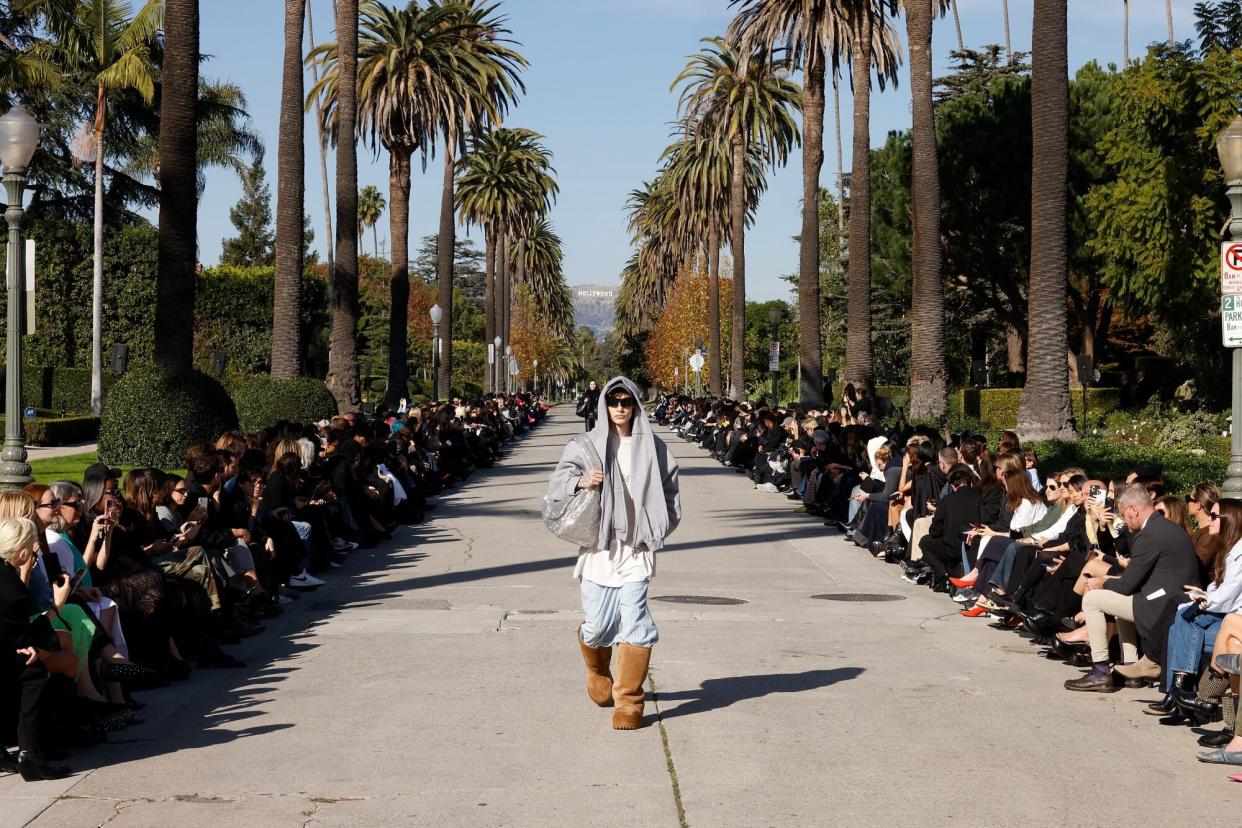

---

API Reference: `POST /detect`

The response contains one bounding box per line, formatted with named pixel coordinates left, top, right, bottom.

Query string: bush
left=1028, top=437, right=1226, bottom=495
left=1101, top=403, right=1229, bottom=453
left=99, top=367, right=239, bottom=467
left=228, top=375, right=338, bottom=432
left=952, top=387, right=1121, bottom=430
left=25, top=415, right=100, bottom=446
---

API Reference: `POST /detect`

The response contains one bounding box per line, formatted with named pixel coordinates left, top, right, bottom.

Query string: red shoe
left=949, top=576, right=976, bottom=589
left=960, top=605, right=989, bottom=618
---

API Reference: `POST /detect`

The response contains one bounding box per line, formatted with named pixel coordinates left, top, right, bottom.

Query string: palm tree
left=1122, top=0, right=1130, bottom=64
left=357, top=183, right=384, bottom=256
left=674, top=36, right=800, bottom=400
left=1003, top=0, right=1012, bottom=61
left=155, top=0, right=197, bottom=374
left=431, top=0, right=525, bottom=399
left=906, top=0, right=945, bottom=418
left=28, top=0, right=162, bottom=409
left=306, top=0, right=333, bottom=281
left=729, top=0, right=849, bottom=405
left=330, top=0, right=360, bottom=409
left=948, top=0, right=963, bottom=51
left=841, top=1, right=901, bottom=393
left=1166, top=0, right=1175, bottom=46
left=272, top=0, right=305, bottom=381
left=1016, top=0, right=1074, bottom=439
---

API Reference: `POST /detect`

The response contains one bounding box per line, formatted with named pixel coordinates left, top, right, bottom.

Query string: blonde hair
left=0, top=490, right=36, bottom=519
left=0, top=516, right=38, bottom=564
left=875, top=444, right=893, bottom=464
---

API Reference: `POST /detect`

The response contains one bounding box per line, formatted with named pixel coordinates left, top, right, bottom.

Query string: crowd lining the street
left=0, top=393, right=546, bottom=781
left=651, top=388, right=1242, bottom=771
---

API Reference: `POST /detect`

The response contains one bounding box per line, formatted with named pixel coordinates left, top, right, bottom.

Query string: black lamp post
left=768, top=306, right=783, bottom=406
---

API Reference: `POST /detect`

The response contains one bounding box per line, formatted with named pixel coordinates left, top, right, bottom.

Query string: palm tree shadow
left=655, top=668, right=863, bottom=721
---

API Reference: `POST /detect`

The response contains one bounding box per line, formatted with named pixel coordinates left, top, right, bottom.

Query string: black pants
left=3, top=657, right=52, bottom=754
left=920, top=536, right=959, bottom=580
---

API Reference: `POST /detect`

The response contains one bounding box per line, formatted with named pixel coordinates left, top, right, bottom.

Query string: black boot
left=17, top=750, right=70, bottom=781
left=0, top=745, right=17, bottom=774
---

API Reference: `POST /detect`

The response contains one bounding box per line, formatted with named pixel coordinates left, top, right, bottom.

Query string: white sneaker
left=288, top=572, right=325, bottom=589
left=277, top=594, right=295, bottom=605
left=332, top=538, right=358, bottom=552
left=757, top=483, right=779, bottom=493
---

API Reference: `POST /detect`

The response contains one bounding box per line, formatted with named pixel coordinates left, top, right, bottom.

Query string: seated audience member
left=919, top=464, right=981, bottom=593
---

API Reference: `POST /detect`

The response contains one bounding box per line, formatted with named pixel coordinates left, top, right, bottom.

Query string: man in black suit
left=919, top=464, right=981, bottom=592
left=1065, top=483, right=1200, bottom=692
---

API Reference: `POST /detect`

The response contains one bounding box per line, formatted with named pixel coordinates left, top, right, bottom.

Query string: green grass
left=30, top=451, right=102, bottom=485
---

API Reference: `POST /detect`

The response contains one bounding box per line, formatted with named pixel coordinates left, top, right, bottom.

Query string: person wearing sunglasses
left=1184, top=483, right=1223, bottom=585
left=549, top=376, right=681, bottom=731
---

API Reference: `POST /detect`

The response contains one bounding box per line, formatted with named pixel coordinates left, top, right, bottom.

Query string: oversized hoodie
left=548, top=376, right=681, bottom=553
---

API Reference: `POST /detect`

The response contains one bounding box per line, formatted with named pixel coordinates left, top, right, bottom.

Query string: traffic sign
left=23, top=406, right=35, bottom=421
left=1224, top=295, right=1242, bottom=347
left=688, top=353, right=704, bottom=372
left=768, top=342, right=780, bottom=371
left=1224, top=241, right=1242, bottom=294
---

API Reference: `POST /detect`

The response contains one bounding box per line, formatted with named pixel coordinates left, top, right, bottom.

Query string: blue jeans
left=292, top=520, right=313, bottom=571
left=1163, top=606, right=1224, bottom=691
left=990, top=541, right=1021, bottom=589
left=580, top=579, right=658, bottom=648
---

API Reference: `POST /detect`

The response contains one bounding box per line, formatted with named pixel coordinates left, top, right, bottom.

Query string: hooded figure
left=547, top=376, right=681, bottom=730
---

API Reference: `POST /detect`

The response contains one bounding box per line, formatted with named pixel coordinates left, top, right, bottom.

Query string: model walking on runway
left=548, top=377, right=681, bottom=729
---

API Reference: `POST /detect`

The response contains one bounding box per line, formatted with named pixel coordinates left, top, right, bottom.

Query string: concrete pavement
left=8, top=407, right=1242, bottom=827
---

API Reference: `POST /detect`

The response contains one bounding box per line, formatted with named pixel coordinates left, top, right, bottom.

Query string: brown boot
left=612, top=643, right=652, bottom=730
left=577, top=625, right=613, bottom=706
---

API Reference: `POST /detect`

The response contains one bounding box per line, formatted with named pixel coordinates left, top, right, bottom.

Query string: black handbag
left=575, top=397, right=592, bottom=418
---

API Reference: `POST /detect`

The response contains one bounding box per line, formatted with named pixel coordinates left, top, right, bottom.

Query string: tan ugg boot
left=611, top=643, right=652, bottom=730
left=577, top=625, right=613, bottom=706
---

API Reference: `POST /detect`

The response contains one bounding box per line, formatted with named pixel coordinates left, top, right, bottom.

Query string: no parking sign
left=1223, top=241, right=1242, bottom=294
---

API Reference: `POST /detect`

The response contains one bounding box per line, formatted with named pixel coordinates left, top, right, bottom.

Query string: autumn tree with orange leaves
left=644, top=264, right=732, bottom=390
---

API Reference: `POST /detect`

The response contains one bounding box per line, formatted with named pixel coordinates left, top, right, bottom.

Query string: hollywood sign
left=576, top=290, right=615, bottom=299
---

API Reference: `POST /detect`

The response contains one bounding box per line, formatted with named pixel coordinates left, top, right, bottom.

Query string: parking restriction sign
left=1224, top=295, right=1242, bottom=347
left=1224, top=242, right=1242, bottom=294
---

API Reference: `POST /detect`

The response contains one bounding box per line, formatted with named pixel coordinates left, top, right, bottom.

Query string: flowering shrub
left=1103, top=404, right=1229, bottom=454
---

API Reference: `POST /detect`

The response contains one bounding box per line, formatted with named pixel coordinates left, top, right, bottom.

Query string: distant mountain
left=571, top=284, right=617, bottom=339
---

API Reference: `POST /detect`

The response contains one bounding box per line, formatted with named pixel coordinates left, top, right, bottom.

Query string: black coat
left=926, top=487, right=982, bottom=563
left=0, top=561, right=59, bottom=680
left=1101, top=512, right=1200, bottom=638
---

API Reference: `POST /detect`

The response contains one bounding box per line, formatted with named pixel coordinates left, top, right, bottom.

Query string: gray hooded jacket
left=547, top=376, right=681, bottom=552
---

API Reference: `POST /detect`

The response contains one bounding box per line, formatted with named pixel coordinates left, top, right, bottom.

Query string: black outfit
left=1100, top=512, right=1200, bottom=640
left=921, top=486, right=981, bottom=582
left=578, top=387, right=600, bottom=432
left=0, top=561, right=61, bottom=755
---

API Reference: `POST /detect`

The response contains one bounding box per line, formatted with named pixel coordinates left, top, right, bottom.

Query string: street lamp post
left=768, top=306, right=783, bottom=406
left=694, top=338, right=703, bottom=398
left=682, top=347, right=689, bottom=395
left=493, top=335, right=502, bottom=396
left=504, top=345, right=513, bottom=395
left=1219, top=115, right=1242, bottom=495
left=533, top=358, right=538, bottom=394
left=0, top=104, right=38, bottom=490
left=429, top=303, right=443, bottom=402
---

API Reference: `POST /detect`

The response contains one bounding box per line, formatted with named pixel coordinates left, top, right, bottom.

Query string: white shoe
left=277, top=594, right=295, bottom=605
left=332, top=538, right=358, bottom=552
left=329, top=561, right=342, bottom=569
left=288, top=572, right=325, bottom=589
left=757, top=483, right=779, bottom=493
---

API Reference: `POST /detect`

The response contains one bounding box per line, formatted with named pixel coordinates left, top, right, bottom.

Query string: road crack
left=647, top=671, right=688, bottom=828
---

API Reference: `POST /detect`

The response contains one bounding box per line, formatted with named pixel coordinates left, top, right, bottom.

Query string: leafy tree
left=644, top=265, right=733, bottom=389
left=356, top=183, right=384, bottom=257
left=220, top=158, right=275, bottom=266
left=412, top=235, right=485, bottom=299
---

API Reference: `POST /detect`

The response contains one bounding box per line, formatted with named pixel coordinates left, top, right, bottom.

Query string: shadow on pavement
left=656, top=667, right=864, bottom=721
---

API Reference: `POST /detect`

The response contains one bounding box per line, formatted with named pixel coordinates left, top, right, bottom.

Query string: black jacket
left=1102, top=512, right=1200, bottom=638
left=1, top=561, right=59, bottom=679
left=926, top=487, right=982, bottom=563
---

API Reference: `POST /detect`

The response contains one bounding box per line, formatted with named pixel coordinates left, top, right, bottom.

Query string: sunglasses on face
left=1211, top=511, right=1222, bottom=521
left=607, top=398, right=635, bottom=409
left=1046, top=482, right=1059, bottom=491
left=36, top=499, right=60, bottom=511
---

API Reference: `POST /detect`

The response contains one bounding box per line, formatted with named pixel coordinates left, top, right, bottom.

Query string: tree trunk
left=845, top=19, right=874, bottom=393
left=306, top=0, right=333, bottom=280
left=499, top=231, right=510, bottom=349
left=1017, top=0, right=1074, bottom=440
left=1003, top=0, right=1013, bottom=61
left=1122, top=0, right=1130, bottom=64
left=484, top=225, right=495, bottom=393
left=271, top=0, right=305, bottom=380
left=729, top=133, right=747, bottom=401
left=708, top=222, right=722, bottom=397
left=1006, top=323, right=1026, bottom=380
left=154, top=0, right=198, bottom=375
left=384, top=147, right=411, bottom=407
left=833, top=73, right=845, bottom=242
left=798, top=51, right=825, bottom=406
left=436, top=139, right=455, bottom=398
left=907, top=0, right=946, bottom=419
left=90, top=114, right=104, bottom=414
left=950, top=0, right=964, bottom=51
left=1165, top=0, right=1174, bottom=46
left=327, top=0, right=360, bottom=409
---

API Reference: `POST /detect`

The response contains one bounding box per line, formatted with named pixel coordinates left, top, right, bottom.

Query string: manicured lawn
left=30, top=451, right=102, bottom=485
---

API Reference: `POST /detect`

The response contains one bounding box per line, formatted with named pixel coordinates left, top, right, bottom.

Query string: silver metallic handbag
left=542, top=435, right=602, bottom=547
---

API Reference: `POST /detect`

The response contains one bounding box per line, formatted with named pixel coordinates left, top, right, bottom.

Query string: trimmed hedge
left=1028, top=437, right=1225, bottom=495
left=952, top=387, right=1121, bottom=430
left=99, top=367, right=239, bottom=468
left=0, top=365, right=114, bottom=415
left=0, top=415, right=101, bottom=446
left=228, top=375, right=339, bottom=432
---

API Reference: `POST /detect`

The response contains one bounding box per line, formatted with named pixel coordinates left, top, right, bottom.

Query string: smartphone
left=197, top=496, right=209, bottom=511
left=68, top=567, right=89, bottom=592
left=43, top=550, right=65, bottom=582
left=103, top=495, right=117, bottom=514
left=1088, top=485, right=1106, bottom=508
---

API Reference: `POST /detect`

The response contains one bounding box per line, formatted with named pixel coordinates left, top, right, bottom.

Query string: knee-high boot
left=577, top=625, right=613, bottom=707
left=612, top=643, right=651, bottom=730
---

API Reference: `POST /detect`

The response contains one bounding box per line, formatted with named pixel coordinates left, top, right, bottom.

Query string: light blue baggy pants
left=580, top=579, right=659, bottom=648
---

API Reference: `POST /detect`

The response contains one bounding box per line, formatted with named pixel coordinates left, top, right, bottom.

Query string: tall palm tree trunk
left=708, top=223, right=722, bottom=396
left=499, top=232, right=510, bottom=347
left=729, top=134, right=747, bottom=401
left=907, top=0, right=946, bottom=418
left=327, top=0, right=360, bottom=408
left=798, top=51, right=825, bottom=406
left=1122, top=0, right=1130, bottom=64
left=1017, top=0, right=1073, bottom=440
left=484, top=225, right=495, bottom=392
left=90, top=101, right=104, bottom=414
left=154, top=0, right=198, bottom=374
left=306, top=0, right=333, bottom=280
left=384, top=148, right=411, bottom=407
left=272, top=0, right=305, bottom=380
left=1165, top=0, right=1174, bottom=46
left=833, top=73, right=845, bottom=243
left=844, top=19, right=874, bottom=393
left=949, top=0, right=964, bottom=51
left=436, top=140, right=455, bottom=398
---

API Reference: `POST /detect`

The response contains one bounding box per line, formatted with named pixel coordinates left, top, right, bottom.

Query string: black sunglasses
left=607, top=398, right=635, bottom=409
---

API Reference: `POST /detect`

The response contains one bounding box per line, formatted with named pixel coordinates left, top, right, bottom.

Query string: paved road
left=6, top=407, right=1241, bottom=827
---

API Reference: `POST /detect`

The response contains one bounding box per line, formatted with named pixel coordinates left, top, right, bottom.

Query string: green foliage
left=220, top=158, right=275, bottom=266
left=1028, top=438, right=1226, bottom=495
left=952, top=387, right=1121, bottom=430
left=22, top=415, right=100, bottom=446
left=22, top=366, right=114, bottom=414
left=228, top=375, right=338, bottom=431
left=1102, top=403, right=1230, bottom=453
left=450, top=339, right=485, bottom=397
left=99, top=367, right=239, bottom=468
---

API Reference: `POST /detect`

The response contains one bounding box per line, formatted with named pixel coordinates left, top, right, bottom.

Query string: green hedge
left=874, top=384, right=910, bottom=411
left=0, top=415, right=100, bottom=446
left=950, top=387, right=1121, bottom=430
left=1028, top=437, right=1225, bottom=494
left=229, top=375, right=339, bottom=432
left=99, top=367, right=239, bottom=468
left=0, top=365, right=115, bottom=415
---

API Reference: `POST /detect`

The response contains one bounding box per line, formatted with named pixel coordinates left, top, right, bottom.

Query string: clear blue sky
left=195, top=0, right=1195, bottom=302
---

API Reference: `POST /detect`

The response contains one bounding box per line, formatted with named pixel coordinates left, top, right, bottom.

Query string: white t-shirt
left=574, top=434, right=654, bottom=586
